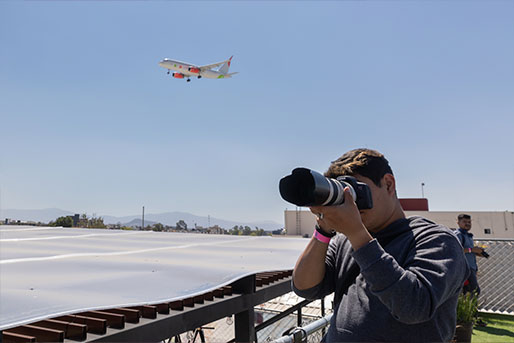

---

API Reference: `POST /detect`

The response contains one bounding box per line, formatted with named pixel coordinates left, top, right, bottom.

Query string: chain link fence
left=475, top=239, right=514, bottom=314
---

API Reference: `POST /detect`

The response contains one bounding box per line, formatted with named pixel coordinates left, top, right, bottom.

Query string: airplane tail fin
left=218, top=56, right=233, bottom=74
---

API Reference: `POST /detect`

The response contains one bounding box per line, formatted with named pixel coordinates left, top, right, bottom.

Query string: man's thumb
left=343, top=187, right=355, bottom=203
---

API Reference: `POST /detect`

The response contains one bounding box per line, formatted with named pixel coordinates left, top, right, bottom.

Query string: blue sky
left=1, top=1, right=513, bottom=224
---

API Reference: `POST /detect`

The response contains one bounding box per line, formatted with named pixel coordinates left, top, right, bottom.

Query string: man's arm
left=455, top=231, right=484, bottom=256
left=471, top=246, right=485, bottom=256
left=352, top=231, right=468, bottom=324
left=292, top=237, right=329, bottom=290
left=462, top=245, right=485, bottom=256
left=292, top=187, right=372, bottom=299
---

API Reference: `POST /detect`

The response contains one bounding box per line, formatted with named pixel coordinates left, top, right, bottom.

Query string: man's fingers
left=309, top=206, right=322, bottom=214
left=343, top=187, right=355, bottom=204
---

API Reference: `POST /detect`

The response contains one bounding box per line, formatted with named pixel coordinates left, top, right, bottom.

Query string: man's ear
left=383, top=174, right=396, bottom=195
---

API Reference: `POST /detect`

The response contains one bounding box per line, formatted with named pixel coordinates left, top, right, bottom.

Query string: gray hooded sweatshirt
left=293, top=216, right=469, bottom=342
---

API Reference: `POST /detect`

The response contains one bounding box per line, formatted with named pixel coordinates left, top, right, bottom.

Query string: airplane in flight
left=158, top=56, right=238, bottom=82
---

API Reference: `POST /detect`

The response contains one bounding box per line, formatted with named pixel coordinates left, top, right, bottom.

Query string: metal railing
left=271, top=314, right=332, bottom=343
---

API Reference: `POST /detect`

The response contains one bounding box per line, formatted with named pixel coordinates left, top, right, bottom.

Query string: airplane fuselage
left=158, top=59, right=227, bottom=79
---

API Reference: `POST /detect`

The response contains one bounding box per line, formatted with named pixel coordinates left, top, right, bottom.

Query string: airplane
left=158, top=56, right=238, bottom=82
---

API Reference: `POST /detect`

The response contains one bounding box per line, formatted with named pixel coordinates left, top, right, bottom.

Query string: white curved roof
left=0, top=226, right=308, bottom=330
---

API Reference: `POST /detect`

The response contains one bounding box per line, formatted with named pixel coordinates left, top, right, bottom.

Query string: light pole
left=421, top=183, right=425, bottom=198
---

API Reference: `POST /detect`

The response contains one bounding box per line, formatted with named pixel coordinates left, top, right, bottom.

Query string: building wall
left=284, top=210, right=514, bottom=239
left=404, top=211, right=514, bottom=239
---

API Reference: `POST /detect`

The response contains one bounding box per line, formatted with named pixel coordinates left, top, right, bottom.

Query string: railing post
left=321, top=297, right=326, bottom=336
left=233, top=275, right=256, bottom=343
left=297, top=306, right=302, bottom=327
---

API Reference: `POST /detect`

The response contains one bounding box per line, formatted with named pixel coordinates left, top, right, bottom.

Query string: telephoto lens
left=279, top=168, right=373, bottom=209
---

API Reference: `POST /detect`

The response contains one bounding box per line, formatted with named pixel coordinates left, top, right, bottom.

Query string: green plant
left=456, top=292, right=478, bottom=324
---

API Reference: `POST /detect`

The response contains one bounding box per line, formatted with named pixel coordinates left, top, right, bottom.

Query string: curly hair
left=324, top=148, right=393, bottom=187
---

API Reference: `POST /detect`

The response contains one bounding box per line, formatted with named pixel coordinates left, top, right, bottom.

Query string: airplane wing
left=199, top=57, right=231, bottom=71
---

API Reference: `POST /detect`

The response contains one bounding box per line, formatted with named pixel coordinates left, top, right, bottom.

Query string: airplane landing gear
left=187, top=79, right=191, bottom=82
left=197, top=75, right=202, bottom=79
left=167, top=70, right=170, bottom=75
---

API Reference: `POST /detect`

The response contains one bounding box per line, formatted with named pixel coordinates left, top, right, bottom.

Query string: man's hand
left=310, top=187, right=372, bottom=251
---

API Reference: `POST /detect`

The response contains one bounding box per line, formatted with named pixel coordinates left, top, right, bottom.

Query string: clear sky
left=1, top=1, right=513, bottom=224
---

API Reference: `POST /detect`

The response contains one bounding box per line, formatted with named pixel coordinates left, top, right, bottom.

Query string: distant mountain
left=2, top=209, right=283, bottom=231
left=122, top=218, right=157, bottom=228
left=103, top=211, right=282, bottom=231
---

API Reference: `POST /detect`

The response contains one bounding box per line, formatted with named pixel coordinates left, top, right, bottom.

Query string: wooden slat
left=79, top=311, right=124, bottom=329
left=193, top=295, right=204, bottom=304
left=155, top=303, right=169, bottom=315
left=107, top=308, right=140, bottom=323
left=183, top=297, right=195, bottom=307
left=7, top=324, right=64, bottom=342
left=2, top=331, right=36, bottom=343
left=32, top=319, right=87, bottom=341
left=256, top=276, right=271, bottom=286
left=223, top=286, right=232, bottom=296
left=127, top=305, right=157, bottom=319
left=203, top=291, right=214, bottom=301
left=260, top=272, right=279, bottom=282
left=169, top=301, right=184, bottom=311
left=54, top=314, right=107, bottom=335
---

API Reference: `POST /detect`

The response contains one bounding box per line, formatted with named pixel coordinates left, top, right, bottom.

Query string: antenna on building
left=142, top=206, right=145, bottom=230
left=421, top=182, right=426, bottom=198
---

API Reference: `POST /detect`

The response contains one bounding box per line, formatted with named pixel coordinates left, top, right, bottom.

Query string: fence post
left=233, top=275, right=256, bottom=342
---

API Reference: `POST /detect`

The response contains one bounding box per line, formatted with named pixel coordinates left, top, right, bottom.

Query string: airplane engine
left=188, top=67, right=200, bottom=74
left=172, top=73, right=185, bottom=79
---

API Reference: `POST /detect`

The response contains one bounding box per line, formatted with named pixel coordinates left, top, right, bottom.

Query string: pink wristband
left=314, top=229, right=331, bottom=244
left=468, top=248, right=472, bottom=253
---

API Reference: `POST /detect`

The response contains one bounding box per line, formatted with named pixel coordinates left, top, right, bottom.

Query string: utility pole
left=421, top=183, right=425, bottom=198
left=142, top=206, right=145, bottom=230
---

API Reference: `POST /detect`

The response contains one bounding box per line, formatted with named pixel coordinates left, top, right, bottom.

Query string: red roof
left=399, top=198, right=429, bottom=211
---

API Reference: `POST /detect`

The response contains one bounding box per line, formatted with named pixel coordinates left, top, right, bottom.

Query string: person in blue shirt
left=454, top=214, right=485, bottom=295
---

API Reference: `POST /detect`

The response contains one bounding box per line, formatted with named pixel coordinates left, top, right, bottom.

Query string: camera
left=279, top=167, right=373, bottom=209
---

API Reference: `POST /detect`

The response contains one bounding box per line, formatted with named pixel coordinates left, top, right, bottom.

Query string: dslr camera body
left=279, top=167, right=373, bottom=209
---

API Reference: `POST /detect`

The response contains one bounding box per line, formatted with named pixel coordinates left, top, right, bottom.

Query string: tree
left=152, top=223, right=164, bottom=231
left=53, top=216, right=73, bottom=227
left=243, top=226, right=252, bottom=236
left=176, top=220, right=187, bottom=231
left=79, top=214, right=88, bottom=227
left=255, top=227, right=266, bottom=236
left=89, top=216, right=106, bottom=229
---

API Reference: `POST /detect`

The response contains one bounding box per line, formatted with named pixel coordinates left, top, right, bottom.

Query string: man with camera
left=288, top=149, right=469, bottom=342
left=454, top=214, right=486, bottom=295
